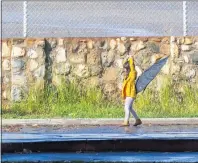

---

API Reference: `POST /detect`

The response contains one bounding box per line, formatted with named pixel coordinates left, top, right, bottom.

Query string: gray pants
left=124, top=97, right=139, bottom=121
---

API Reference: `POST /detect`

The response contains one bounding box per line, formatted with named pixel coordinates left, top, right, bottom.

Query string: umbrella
left=135, top=56, right=169, bottom=94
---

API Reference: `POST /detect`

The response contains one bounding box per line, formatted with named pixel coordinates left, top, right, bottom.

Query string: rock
left=73, top=64, right=90, bottom=78
left=150, top=54, right=165, bottom=64
left=47, top=39, right=57, bottom=49
left=181, top=45, right=191, bottom=51
left=68, top=53, right=85, bottom=64
left=133, top=49, right=151, bottom=69
left=156, top=75, right=169, bottom=91
left=161, top=37, right=170, bottom=44
left=103, top=83, right=117, bottom=95
left=11, top=86, right=22, bottom=102
left=101, top=50, right=115, bottom=67
left=177, top=37, right=182, bottom=45
left=82, top=76, right=100, bottom=88
left=171, top=64, right=181, bottom=75
left=13, top=39, right=25, bottom=45
left=12, top=46, right=26, bottom=57
left=29, top=60, right=39, bottom=71
left=189, top=51, right=198, bottom=65
left=77, top=42, right=87, bottom=54
left=183, top=55, right=190, bottom=63
left=139, top=37, right=148, bottom=42
left=12, top=59, right=25, bottom=72
left=2, top=59, right=11, bottom=71
left=160, top=44, right=170, bottom=55
left=131, top=41, right=146, bottom=52
left=36, top=48, right=45, bottom=58
left=117, top=77, right=123, bottom=90
left=88, top=77, right=100, bottom=87
left=3, top=76, right=10, bottom=84
left=52, top=74, right=64, bottom=86
left=107, top=50, right=116, bottom=66
left=33, top=65, right=45, bottom=78
left=194, top=42, right=198, bottom=50
left=161, top=59, right=171, bottom=75
left=182, top=37, right=193, bottom=45
left=110, top=39, right=117, bottom=49
left=116, top=38, right=121, bottom=43
left=58, top=39, right=64, bottom=46
left=34, top=79, right=45, bottom=89
left=130, top=38, right=137, bottom=41
left=121, top=37, right=127, bottom=41
left=56, top=47, right=66, bottom=63
left=172, top=43, right=179, bottom=58
left=174, top=57, right=184, bottom=63
left=147, top=42, right=160, bottom=53
left=89, top=65, right=102, bottom=76
left=87, top=51, right=100, bottom=65
left=35, top=40, right=45, bottom=47
left=102, top=67, right=117, bottom=82
left=12, top=74, right=27, bottom=86
left=149, top=38, right=161, bottom=42
left=114, top=58, right=124, bottom=68
left=95, top=40, right=107, bottom=49
left=135, top=65, right=143, bottom=78
left=27, top=49, right=38, bottom=59
left=175, top=83, right=185, bottom=93
left=181, top=65, right=196, bottom=79
left=186, top=69, right=196, bottom=79
left=2, top=42, right=11, bottom=57
left=87, top=40, right=94, bottom=49
left=2, top=90, right=9, bottom=100
left=54, top=62, right=71, bottom=75
left=26, top=39, right=36, bottom=47
left=117, top=42, right=126, bottom=55
left=160, top=44, right=178, bottom=57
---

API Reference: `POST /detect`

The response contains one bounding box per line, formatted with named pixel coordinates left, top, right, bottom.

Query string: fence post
left=183, top=1, right=187, bottom=36
left=23, top=1, right=27, bottom=37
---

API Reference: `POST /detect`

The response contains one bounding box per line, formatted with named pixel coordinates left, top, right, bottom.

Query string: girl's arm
left=133, top=58, right=143, bottom=77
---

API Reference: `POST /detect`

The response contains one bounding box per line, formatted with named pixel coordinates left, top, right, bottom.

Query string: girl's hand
left=129, top=51, right=135, bottom=58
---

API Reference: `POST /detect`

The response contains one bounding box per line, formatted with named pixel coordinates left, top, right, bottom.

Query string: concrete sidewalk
left=2, top=118, right=198, bottom=126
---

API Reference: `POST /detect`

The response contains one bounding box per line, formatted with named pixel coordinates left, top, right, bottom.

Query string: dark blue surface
left=2, top=152, right=198, bottom=163
left=136, top=57, right=169, bottom=93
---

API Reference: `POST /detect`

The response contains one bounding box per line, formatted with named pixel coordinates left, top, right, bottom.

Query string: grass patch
left=2, top=79, right=198, bottom=119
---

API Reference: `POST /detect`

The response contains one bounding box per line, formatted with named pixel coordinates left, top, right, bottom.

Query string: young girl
left=121, top=53, right=142, bottom=127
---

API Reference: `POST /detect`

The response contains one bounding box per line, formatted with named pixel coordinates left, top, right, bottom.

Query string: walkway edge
left=2, top=118, right=198, bottom=126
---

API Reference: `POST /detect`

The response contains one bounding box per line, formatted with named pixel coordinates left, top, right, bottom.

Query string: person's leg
left=124, top=97, right=132, bottom=122
left=129, top=98, right=139, bottom=120
left=121, top=97, right=133, bottom=126
left=130, top=98, right=142, bottom=126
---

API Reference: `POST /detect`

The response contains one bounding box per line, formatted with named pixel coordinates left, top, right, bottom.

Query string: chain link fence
left=187, top=1, right=198, bottom=36
left=2, top=1, right=198, bottom=38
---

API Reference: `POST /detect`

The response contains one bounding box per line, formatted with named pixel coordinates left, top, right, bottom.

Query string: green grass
left=2, top=79, right=198, bottom=119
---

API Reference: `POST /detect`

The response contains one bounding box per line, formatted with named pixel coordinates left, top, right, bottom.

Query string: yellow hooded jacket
left=122, top=57, right=137, bottom=99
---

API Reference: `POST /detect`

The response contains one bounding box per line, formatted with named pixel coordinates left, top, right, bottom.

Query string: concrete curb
left=3, top=139, right=198, bottom=153
left=2, top=118, right=198, bottom=126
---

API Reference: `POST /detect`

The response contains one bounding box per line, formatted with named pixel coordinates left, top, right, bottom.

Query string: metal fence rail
left=2, top=1, right=198, bottom=38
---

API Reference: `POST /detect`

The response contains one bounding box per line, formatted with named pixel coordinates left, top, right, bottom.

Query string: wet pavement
left=3, top=124, right=198, bottom=143
left=2, top=152, right=198, bottom=163
left=3, top=124, right=198, bottom=134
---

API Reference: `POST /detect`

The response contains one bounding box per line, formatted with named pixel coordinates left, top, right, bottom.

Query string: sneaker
left=120, top=121, right=130, bottom=127
left=133, top=119, right=142, bottom=126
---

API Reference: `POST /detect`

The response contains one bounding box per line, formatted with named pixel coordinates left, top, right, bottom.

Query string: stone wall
left=2, top=37, right=198, bottom=106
